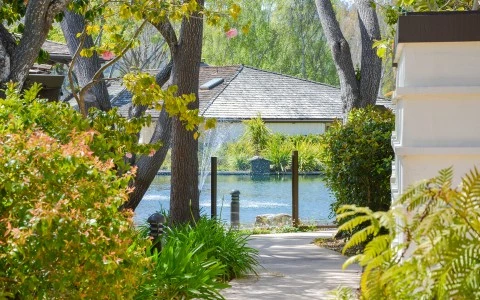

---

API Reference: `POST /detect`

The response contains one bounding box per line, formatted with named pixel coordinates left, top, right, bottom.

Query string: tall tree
left=0, top=0, right=71, bottom=88
left=203, top=0, right=339, bottom=85
left=315, top=0, right=382, bottom=113
left=153, top=1, right=205, bottom=224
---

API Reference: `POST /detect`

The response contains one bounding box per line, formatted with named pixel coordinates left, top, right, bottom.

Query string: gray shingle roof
left=201, top=66, right=344, bottom=121
left=110, top=65, right=392, bottom=121
left=41, top=40, right=72, bottom=64
left=111, top=65, right=242, bottom=118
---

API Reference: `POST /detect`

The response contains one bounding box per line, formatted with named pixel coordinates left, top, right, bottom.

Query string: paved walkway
left=221, top=231, right=361, bottom=300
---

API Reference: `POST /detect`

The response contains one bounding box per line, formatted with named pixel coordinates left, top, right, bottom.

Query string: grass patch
left=240, top=224, right=319, bottom=235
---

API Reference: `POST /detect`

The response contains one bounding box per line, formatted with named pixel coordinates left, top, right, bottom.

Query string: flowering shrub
left=0, top=85, right=150, bottom=298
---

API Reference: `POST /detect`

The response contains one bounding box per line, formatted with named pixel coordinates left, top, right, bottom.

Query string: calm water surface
left=135, top=175, right=335, bottom=226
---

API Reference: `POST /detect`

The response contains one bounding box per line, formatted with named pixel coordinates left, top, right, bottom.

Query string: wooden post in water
left=211, top=156, right=217, bottom=219
left=292, top=150, right=299, bottom=227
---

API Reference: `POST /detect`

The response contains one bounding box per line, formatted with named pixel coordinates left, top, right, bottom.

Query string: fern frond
left=362, top=235, right=392, bottom=262
left=342, top=255, right=360, bottom=270
left=343, top=225, right=377, bottom=254
left=338, top=215, right=373, bottom=233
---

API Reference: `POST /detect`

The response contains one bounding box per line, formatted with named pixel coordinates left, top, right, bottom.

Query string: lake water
left=134, top=174, right=335, bottom=226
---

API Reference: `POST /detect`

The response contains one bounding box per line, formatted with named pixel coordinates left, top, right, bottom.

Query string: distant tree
left=315, top=0, right=382, bottom=114
left=203, top=0, right=339, bottom=85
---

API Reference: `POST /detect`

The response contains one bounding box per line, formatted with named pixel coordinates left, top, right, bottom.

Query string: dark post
left=211, top=156, right=217, bottom=219
left=292, top=150, right=299, bottom=227
left=230, top=190, right=240, bottom=229
left=147, top=212, right=165, bottom=252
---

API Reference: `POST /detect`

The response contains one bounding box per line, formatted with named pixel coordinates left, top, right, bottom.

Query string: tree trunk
left=123, top=63, right=173, bottom=210
left=0, top=0, right=70, bottom=88
left=315, top=0, right=360, bottom=114
left=315, top=0, right=381, bottom=113
left=356, top=0, right=382, bottom=106
left=169, top=1, right=204, bottom=225
left=61, top=11, right=111, bottom=111
left=124, top=107, right=172, bottom=210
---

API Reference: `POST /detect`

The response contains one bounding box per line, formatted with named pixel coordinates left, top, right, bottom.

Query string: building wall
left=392, top=41, right=480, bottom=199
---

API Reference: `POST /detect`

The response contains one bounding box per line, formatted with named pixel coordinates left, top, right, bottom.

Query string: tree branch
left=78, top=20, right=148, bottom=115
left=129, top=60, right=173, bottom=119
left=152, top=18, right=178, bottom=57
left=68, top=29, right=88, bottom=116
left=10, top=0, right=70, bottom=86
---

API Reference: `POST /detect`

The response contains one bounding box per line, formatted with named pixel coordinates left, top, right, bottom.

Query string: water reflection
left=135, top=174, right=335, bottom=226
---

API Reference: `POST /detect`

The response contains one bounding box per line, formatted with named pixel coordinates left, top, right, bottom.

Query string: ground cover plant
left=137, top=216, right=259, bottom=299
left=337, top=167, right=480, bottom=299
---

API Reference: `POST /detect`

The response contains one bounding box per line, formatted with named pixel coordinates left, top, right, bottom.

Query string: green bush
left=137, top=232, right=228, bottom=300
left=224, top=140, right=255, bottom=171
left=295, top=138, right=323, bottom=172
left=262, top=133, right=292, bottom=172
left=337, top=167, right=480, bottom=299
left=0, top=85, right=150, bottom=298
left=242, top=114, right=271, bottom=155
left=138, top=217, right=258, bottom=299
left=187, top=217, right=259, bottom=281
left=320, top=106, right=394, bottom=217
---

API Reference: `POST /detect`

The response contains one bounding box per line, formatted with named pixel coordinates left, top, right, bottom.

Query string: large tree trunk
left=169, top=2, right=204, bottom=225
left=315, top=0, right=381, bottom=114
left=61, top=11, right=111, bottom=111
left=356, top=0, right=382, bottom=106
left=0, top=0, right=70, bottom=88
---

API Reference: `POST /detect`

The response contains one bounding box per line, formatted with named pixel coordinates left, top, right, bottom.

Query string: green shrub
left=242, top=114, right=271, bottom=155
left=262, top=133, right=292, bottom=172
left=188, top=217, right=259, bottom=281
left=320, top=106, right=394, bottom=217
left=224, top=140, right=255, bottom=170
left=295, top=139, right=323, bottom=172
left=137, top=232, right=228, bottom=300
left=138, top=217, right=258, bottom=299
left=337, top=167, right=480, bottom=299
left=0, top=86, right=150, bottom=298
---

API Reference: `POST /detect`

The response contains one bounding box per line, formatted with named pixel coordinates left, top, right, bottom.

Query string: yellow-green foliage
left=0, top=86, right=150, bottom=298
left=338, top=167, right=480, bottom=299
left=243, top=114, right=272, bottom=155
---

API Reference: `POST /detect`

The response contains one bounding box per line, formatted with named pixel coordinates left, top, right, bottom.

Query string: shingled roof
left=111, top=65, right=242, bottom=118
left=201, top=66, right=344, bottom=122
left=111, top=65, right=391, bottom=120
left=41, top=40, right=72, bottom=64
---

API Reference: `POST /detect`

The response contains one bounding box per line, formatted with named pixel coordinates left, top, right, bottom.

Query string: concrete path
left=221, top=231, right=361, bottom=300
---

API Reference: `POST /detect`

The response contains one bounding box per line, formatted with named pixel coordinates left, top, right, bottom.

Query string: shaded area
left=222, top=232, right=360, bottom=300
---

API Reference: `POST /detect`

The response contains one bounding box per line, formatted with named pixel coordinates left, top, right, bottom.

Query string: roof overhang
left=394, top=11, right=480, bottom=67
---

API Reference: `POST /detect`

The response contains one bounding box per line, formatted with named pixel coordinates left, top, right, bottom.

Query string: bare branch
left=78, top=20, right=148, bottom=111
left=152, top=19, right=178, bottom=56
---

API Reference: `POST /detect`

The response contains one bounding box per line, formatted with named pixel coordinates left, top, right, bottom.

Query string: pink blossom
left=125, top=152, right=133, bottom=159
left=102, top=51, right=115, bottom=60
left=148, top=149, right=156, bottom=157
left=225, top=28, right=238, bottom=39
